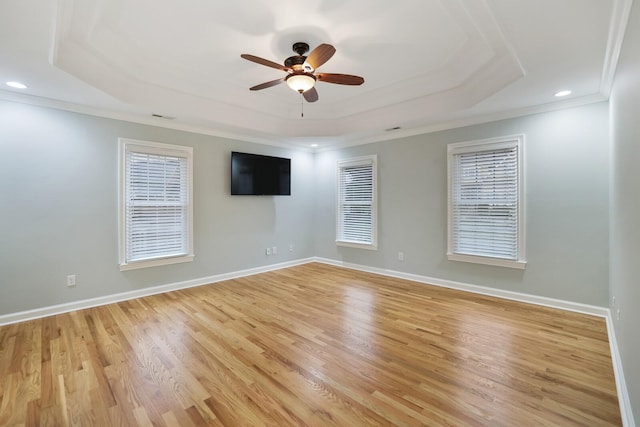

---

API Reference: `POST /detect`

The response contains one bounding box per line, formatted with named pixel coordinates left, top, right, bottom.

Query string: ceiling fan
left=241, top=42, right=364, bottom=103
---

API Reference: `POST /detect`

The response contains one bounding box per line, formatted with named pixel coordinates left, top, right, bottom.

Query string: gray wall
left=314, top=102, right=610, bottom=306
left=0, top=100, right=316, bottom=315
left=0, top=98, right=613, bottom=312
left=610, top=0, right=640, bottom=421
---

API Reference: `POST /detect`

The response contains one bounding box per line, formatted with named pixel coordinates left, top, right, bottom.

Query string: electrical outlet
left=612, top=296, right=616, bottom=306
left=272, top=246, right=277, bottom=255
left=398, top=251, right=404, bottom=261
left=616, top=309, right=621, bottom=320
left=266, top=247, right=271, bottom=256
left=289, top=243, right=294, bottom=252
left=67, top=274, right=76, bottom=287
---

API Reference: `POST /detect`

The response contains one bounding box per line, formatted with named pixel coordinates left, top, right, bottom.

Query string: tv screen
left=231, top=151, right=291, bottom=195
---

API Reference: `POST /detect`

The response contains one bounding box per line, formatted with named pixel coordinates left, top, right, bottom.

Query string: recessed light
left=554, top=90, right=571, bottom=97
left=6, top=81, right=27, bottom=89
left=310, top=144, right=318, bottom=147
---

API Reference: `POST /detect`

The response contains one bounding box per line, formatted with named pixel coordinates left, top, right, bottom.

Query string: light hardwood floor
left=0, top=263, right=621, bottom=426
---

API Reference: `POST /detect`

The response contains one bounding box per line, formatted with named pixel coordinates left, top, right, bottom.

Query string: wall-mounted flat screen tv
left=231, top=151, right=291, bottom=195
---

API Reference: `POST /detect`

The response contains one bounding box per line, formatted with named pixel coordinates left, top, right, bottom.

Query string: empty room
left=1, top=0, right=639, bottom=425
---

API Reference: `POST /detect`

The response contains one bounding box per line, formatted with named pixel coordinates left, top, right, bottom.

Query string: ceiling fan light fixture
left=286, top=73, right=316, bottom=93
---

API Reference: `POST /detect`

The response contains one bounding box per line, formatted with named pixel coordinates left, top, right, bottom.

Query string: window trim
left=336, top=154, right=378, bottom=250
left=447, top=134, right=526, bottom=269
left=118, top=138, right=194, bottom=271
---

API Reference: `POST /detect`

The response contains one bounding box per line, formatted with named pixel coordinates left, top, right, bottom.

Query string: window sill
left=336, top=240, right=378, bottom=251
left=447, top=253, right=526, bottom=270
left=119, top=254, right=194, bottom=271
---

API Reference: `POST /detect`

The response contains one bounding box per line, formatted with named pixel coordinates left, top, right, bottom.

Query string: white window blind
left=336, top=155, right=377, bottom=249
left=448, top=136, right=525, bottom=269
left=119, top=139, right=193, bottom=270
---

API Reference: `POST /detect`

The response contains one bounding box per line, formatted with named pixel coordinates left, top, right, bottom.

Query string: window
left=447, top=135, right=525, bottom=269
left=336, top=155, right=377, bottom=250
left=118, top=138, right=194, bottom=270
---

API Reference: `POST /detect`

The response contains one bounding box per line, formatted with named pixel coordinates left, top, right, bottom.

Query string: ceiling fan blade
left=304, top=44, right=336, bottom=70
left=316, top=73, right=365, bottom=85
left=303, top=87, right=319, bottom=103
left=241, top=54, right=290, bottom=72
left=249, top=78, right=285, bottom=91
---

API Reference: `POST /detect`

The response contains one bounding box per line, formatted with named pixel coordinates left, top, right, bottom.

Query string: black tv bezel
left=230, top=151, right=291, bottom=196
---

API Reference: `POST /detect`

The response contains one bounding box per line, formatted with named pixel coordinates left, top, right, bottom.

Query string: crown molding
left=314, top=92, right=608, bottom=151
left=0, top=88, right=608, bottom=153
left=0, top=89, right=314, bottom=152
left=600, top=0, right=634, bottom=97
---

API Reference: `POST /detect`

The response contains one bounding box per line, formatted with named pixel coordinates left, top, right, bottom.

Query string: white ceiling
left=0, top=0, right=632, bottom=149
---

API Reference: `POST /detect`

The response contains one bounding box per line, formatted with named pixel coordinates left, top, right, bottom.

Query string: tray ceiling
left=0, top=0, right=631, bottom=149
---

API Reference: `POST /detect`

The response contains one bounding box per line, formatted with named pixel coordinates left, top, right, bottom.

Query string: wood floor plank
left=0, top=263, right=621, bottom=426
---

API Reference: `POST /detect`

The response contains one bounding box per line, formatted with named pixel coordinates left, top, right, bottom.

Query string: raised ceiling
left=0, top=0, right=632, bottom=149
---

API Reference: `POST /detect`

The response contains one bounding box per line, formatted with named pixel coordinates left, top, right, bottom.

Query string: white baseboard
left=313, top=257, right=609, bottom=317
left=0, top=258, right=314, bottom=326
left=605, top=313, right=636, bottom=427
left=0, top=256, right=607, bottom=324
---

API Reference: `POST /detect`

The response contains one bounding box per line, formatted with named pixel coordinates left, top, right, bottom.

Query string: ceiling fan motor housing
left=285, top=42, right=313, bottom=71
left=284, top=55, right=306, bottom=69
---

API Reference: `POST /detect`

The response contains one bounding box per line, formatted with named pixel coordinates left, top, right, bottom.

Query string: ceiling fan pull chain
left=301, top=93, right=304, bottom=118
